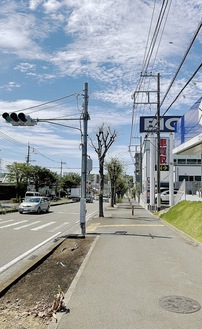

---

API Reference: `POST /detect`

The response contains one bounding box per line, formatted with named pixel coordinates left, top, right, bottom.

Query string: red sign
left=160, top=138, right=168, bottom=165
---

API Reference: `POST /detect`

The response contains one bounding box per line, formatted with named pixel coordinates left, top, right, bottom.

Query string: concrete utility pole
left=80, top=82, right=89, bottom=235
left=133, top=73, right=161, bottom=210
left=26, top=143, right=30, bottom=165
left=156, top=73, right=161, bottom=211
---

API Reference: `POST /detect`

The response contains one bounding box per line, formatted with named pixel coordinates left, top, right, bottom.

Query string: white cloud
left=43, top=0, right=62, bottom=13
left=29, top=0, right=44, bottom=11
left=0, top=81, right=21, bottom=91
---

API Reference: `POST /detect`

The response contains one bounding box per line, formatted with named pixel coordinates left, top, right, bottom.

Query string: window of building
left=179, top=175, right=188, bottom=181
left=178, top=159, right=186, bottom=164
left=187, top=159, right=197, bottom=164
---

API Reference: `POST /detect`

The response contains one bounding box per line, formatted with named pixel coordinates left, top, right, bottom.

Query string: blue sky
left=0, top=0, right=201, bottom=176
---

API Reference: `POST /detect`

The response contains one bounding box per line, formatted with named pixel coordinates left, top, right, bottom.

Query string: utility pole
left=80, top=82, right=89, bottom=236
left=156, top=73, right=161, bottom=211
left=133, top=73, right=161, bottom=210
left=60, top=160, right=66, bottom=177
left=26, top=143, right=30, bottom=165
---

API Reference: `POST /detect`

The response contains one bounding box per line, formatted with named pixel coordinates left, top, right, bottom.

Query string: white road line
left=0, top=220, right=28, bottom=229
left=14, top=221, right=41, bottom=230
left=49, top=222, right=70, bottom=232
left=31, top=222, right=56, bottom=231
left=0, top=219, right=14, bottom=225
left=86, top=210, right=98, bottom=220
left=0, top=232, right=62, bottom=274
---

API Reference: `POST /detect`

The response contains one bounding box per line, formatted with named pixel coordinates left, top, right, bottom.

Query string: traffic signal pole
left=2, top=83, right=90, bottom=236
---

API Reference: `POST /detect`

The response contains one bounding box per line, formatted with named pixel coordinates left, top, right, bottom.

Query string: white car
left=19, top=197, right=50, bottom=214
left=156, top=190, right=178, bottom=203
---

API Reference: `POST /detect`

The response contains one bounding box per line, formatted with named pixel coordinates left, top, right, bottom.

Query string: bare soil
left=0, top=236, right=95, bottom=329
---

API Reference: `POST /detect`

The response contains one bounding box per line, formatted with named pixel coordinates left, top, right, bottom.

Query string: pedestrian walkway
left=49, top=199, right=202, bottom=329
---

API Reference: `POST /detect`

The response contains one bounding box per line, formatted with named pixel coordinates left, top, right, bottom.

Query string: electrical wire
left=162, top=63, right=202, bottom=116
left=130, top=0, right=172, bottom=151
left=160, top=20, right=202, bottom=108
left=0, top=131, right=27, bottom=148
left=141, top=0, right=170, bottom=74
left=13, top=93, right=80, bottom=114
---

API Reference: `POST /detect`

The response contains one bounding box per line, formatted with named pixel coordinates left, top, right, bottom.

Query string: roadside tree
left=60, top=172, right=81, bottom=195
left=29, top=166, right=58, bottom=192
left=6, top=162, right=31, bottom=201
left=106, top=157, right=123, bottom=207
left=90, top=124, right=116, bottom=217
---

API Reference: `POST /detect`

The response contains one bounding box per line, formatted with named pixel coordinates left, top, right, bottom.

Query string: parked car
left=25, top=191, right=40, bottom=199
left=86, top=195, right=94, bottom=203
left=103, top=195, right=110, bottom=202
left=18, top=197, right=50, bottom=214
left=155, top=190, right=178, bottom=203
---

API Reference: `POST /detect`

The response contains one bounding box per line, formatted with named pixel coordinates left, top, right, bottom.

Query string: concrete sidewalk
left=49, top=200, right=202, bottom=329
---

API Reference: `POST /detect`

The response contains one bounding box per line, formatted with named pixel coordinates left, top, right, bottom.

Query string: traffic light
left=2, top=112, right=36, bottom=126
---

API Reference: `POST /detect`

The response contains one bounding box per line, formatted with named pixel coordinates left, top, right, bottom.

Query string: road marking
left=0, top=220, right=28, bottom=229
left=0, top=219, right=14, bottom=225
left=99, top=224, right=164, bottom=228
left=49, top=222, right=70, bottom=232
left=14, top=221, right=41, bottom=230
left=87, top=223, right=100, bottom=232
left=0, top=232, right=62, bottom=274
left=86, top=210, right=98, bottom=220
left=31, top=222, right=56, bottom=231
left=99, top=224, right=164, bottom=227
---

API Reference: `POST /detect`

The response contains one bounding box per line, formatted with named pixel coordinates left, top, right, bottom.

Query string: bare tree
left=90, top=124, right=116, bottom=217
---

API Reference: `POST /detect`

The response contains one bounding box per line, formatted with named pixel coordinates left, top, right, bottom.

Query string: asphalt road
left=0, top=201, right=99, bottom=283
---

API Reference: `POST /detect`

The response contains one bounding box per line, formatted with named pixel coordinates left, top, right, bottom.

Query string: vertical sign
left=160, top=138, right=168, bottom=165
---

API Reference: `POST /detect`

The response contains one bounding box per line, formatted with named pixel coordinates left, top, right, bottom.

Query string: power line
left=162, top=63, right=202, bottom=116
left=160, top=20, right=202, bottom=107
left=15, top=93, right=80, bottom=113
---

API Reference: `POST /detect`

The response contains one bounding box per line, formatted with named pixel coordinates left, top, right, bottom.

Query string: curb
left=48, top=235, right=99, bottom=329
left=0, top=237, right=66, bottom=298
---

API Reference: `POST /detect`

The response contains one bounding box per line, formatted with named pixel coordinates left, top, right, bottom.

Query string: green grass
left=160, top=201, right=202, bottom=243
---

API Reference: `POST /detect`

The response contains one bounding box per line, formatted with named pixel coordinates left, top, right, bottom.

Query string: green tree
left=29, top=166, right=58, bottom=192
left=6, top=162, right=31, bottom=201
left=60, top=172, right=81, bottom=194
left=90, top=124, right=116, bottom=217
left=106, top=157, right=123, bottom=207
left=116, top=176, right=128, bottom=200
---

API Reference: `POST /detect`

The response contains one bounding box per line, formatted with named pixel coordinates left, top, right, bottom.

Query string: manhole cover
left=159, top=296, right=201, bottom=314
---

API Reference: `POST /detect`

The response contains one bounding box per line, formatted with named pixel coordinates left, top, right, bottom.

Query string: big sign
left=140, top=116, right=181, bottom=133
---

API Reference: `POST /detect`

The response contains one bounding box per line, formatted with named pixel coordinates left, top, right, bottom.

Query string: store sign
left=140, top=116, right=181, bottom=132
left=160, top=138, right=168, bottom=165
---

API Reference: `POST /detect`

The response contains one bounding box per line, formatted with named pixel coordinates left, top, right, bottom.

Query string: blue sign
left=140, top=116, right=181, bottom=133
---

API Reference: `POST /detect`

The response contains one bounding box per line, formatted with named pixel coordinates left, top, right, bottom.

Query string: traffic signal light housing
left=2, top=112, right=36, bottom=126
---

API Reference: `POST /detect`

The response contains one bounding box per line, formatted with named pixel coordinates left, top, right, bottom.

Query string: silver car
left=18, top=197, right=50, bottom=214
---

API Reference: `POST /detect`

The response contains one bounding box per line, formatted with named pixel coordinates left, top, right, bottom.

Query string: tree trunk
left=111, top=180, right=115, bottom=207
left=99, top=160, right=104, bottom=217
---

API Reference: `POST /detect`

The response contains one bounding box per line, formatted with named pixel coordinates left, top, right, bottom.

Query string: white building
left=139, top=96, right=202, bottom=208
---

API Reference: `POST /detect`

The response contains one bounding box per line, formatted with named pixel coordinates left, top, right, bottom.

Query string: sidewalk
left=49, top=199, right=202, bottom=329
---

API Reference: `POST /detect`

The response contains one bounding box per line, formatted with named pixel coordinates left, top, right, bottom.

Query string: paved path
left=49, top=200, right=202, bottom=329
